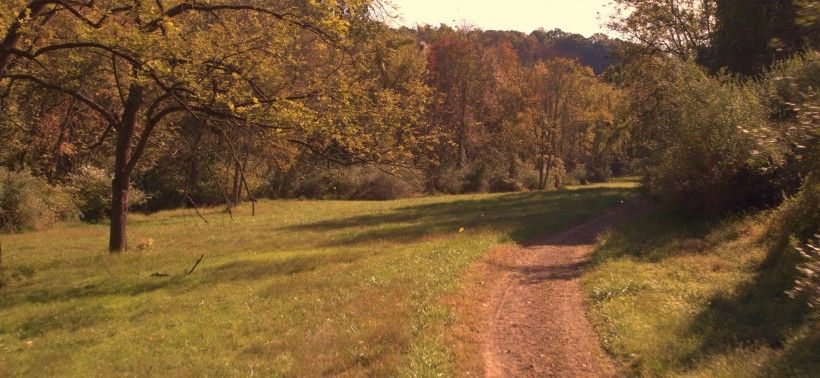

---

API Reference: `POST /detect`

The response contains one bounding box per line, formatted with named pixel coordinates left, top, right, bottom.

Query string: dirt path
left=477, top=199, right=648, bottom=377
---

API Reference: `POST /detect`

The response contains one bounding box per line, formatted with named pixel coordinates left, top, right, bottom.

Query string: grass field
left=0, top=182, right=635, bottom=376
left=583, top=210, right=818, bottom=377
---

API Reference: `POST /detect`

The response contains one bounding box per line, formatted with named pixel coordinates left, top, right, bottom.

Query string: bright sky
left=387, top=0, right=616, bottom=37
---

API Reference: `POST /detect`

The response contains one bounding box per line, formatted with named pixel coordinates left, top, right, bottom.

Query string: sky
left=386, top=0, right=616, bottom=37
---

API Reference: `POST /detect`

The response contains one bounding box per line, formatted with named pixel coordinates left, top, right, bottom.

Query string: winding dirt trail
left=476, top=199, right=648, bottom=377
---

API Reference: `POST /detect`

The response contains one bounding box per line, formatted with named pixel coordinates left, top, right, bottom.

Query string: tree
left=711, top=0, right=812, bottom=75
left=608, top=0, right=716, bottom=60
left=426, top=28, right=492, bottom=169
left=0, top=0, right=386, bottom=251
left=617, top=57, right=785, bottom=211
left=525, top=59, right=599, bottom=189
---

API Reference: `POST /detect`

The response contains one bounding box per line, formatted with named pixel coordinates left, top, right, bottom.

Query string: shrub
left=762, top=51, right=820, bottom=125
left=430, top=166, right=464, bottom=194
left=287, top=165, right=419, bottom=200
left=788, top=235, right=820, bottom=310
left=489, top=176, right=526, bottom=193
left=768, top=175, right=820, bottom=248
left=759, top=52, right=820, bottom=196
left=434, top=162, right=528, bottom=194
left=0, top=168, right=77, bottom=232
left=68, top=165, right=147, bottom=222
left=520, top=169, right=541, bottom=191
left=288, top=167, right=354, bottom=199
left=625, top=59, right=782, bottom=212
left=350, top=170, right=416, bottom=200
left=137, top=161, right=225, bottom=212
left=765, top=174, right=820, bottom=311
left=461, top=163, right=490, bottom=193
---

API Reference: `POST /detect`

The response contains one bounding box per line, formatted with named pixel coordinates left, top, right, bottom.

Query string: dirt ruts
left=477, top=199, right=648, bottom=377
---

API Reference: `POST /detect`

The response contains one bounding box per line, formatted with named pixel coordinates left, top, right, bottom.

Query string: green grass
left=583, top=210, right=818, bottom=377
left=0, top=182, right=635, bottom=376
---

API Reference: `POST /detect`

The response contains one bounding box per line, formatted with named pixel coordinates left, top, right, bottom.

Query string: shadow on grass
left=283, top=187, right=634, bottom=248
left=198, top=250, right=369, bottom=284
left=0, top=280, right=175, bottom=310
left=0, top=250, right=370, bottom=310
left=686, top=243, right=815, bottom=374
left=588, top=210, right=718, bottom=265
left=592, top=210, right=816, bottom=375
left=14, top=304, right=112, bottom=339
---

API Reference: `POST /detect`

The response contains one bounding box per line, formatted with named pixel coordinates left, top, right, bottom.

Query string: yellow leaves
left=2, top=0, right=434, bottom=173
left=137, top=238, right=155, bottom=250
left=58, top=142, right=77, bottom=157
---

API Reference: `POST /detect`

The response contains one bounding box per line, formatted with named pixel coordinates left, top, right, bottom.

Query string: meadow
left=0, top=182, right=635, bottom=376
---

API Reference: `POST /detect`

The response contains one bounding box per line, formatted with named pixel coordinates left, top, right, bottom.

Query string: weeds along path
left=477, top=198, right=649, bottom=377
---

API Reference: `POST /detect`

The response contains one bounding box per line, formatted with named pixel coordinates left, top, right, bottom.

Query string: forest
left=0, top=0, right=817, bottom=376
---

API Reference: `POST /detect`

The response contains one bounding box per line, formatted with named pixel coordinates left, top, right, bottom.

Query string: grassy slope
left=583, top=210, right=818, bottom=377
left=0, top=182, right=634, bottom=376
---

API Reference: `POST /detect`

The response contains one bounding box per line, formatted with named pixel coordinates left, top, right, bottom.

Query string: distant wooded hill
left=413, top=26, right=620, bottom=74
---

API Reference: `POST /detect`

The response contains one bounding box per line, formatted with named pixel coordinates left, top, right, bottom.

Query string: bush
left=625, top=59, right=782, bottom=212
left=430, top=166, right=464, bottom=194
left=0, top=168, right=77, bottom=232
left=788, top=235, right=820, bottom=310
left=768, top=175, right=820, bottom=247
left=766, top=174, right=819, bottom=311
left=520, top=169, right=541, bottom=191
left=350, top=170, right=416, bottom=200
left=286, top=165, right=419, bottom=200
left=762, top=51, right=820, bottom=125
left=68, top=165, right=147, bottom=222
left=489, top=176, right=526, bottom=193
left=431, top=162, right=529, bottom=194
left=287, top=167, right=354, bottom=199
left=461, top=163, right=491, bottom=193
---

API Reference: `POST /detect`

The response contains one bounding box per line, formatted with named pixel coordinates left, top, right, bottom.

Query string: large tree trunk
left=109, top=84, right=143, bottom=252
left=109, top=169, right=130, bottom=252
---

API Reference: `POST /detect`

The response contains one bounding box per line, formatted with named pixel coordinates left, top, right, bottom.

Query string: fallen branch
left=185, top=194, right=209, bottom=224
left=148, top=254, right=204, bottom=278
left=187, top=254, right=205, bottom=275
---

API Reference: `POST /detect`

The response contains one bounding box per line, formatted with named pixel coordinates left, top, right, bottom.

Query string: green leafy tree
left=524, top=59, right=609, bottom=189
left=608, top=0, right=716, bottom=60
left=0, top=0, right=402, bottom=251
left=712, top=0, right=809, bottom=75
left=618, top=58, right=785, bottom=211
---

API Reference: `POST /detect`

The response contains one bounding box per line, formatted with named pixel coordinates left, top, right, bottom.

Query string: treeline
left=0, top=2, right=625, bottom=243
left=255, top=26, right=625, bottom=200
left=416, top=26, right=619, bottom=74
